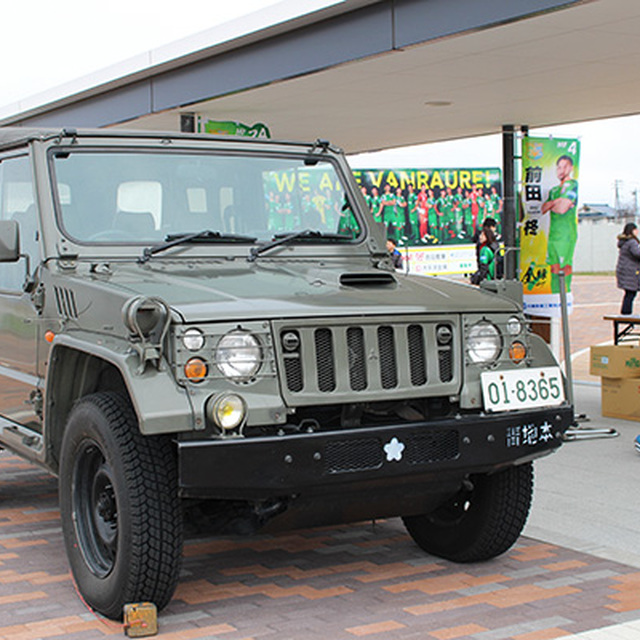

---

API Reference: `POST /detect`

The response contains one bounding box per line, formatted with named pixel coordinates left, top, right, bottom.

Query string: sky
left=4, top=0, right=640, bottom=210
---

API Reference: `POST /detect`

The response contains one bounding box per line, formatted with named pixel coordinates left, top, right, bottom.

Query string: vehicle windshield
left=51, top=149, right=362, bottom=246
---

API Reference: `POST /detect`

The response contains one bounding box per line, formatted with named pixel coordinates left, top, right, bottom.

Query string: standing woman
left=616, top=222, right=640, bottom=315
left=470, top=227, right=497, bottom=285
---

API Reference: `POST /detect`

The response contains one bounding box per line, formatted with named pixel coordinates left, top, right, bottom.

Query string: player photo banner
left=520, top=137, right=580, bottom=317
left=352, top=168, right=502, bottom=248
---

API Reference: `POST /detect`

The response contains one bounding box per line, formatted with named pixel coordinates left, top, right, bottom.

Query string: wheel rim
left=72, top=440, right=118, bottom=578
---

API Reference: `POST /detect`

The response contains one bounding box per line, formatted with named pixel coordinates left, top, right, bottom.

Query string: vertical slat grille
left=283, top=356, right=303, bottom=392
left=407, top=324, right=427, bottom=386
left=377, top=326, right=398, bottom=389
left=438, top=348, right=453, bottom=382
left=315, top=328, right=336, bottom=392
left=279, top=320, right=456, bottom=396
left=347, top=327, right=367, bottom=391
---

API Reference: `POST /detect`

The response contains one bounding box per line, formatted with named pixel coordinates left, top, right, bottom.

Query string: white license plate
left=481, top=367, right=564, bottom=412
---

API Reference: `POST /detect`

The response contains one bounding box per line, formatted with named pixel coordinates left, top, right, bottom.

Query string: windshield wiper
left=139, top=230, right=257, bottom=263
left=248, top=229, right=351, bottom=262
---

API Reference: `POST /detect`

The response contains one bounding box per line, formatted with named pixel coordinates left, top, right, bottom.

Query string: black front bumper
left=178, top=404, right=573, bottom=500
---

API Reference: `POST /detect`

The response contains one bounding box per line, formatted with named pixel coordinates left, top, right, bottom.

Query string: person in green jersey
left=487, top=186, right=503, bottom=235
left=475, top=186, right=486, bottom=229
left=391, top=187, right=407, bottom=242
left=471, top=227, right=497, bottom=284
left=417, top=185, right=428, bottom=240
left=452, top=186, right=464, bottom=238
left=462, top=190, right=474, bottom=238
left=337, top=199, right=360, bottom=238
left=436, top=189, right=452, bottom=243
left=542, top=155, right=579, bottom=293
left=281, top=192, right=295, bottom=231
left=361, top=186, right=372, bottom=213
left=379, top=184, right=396, bottom=236
left=406, top=183, right=419, bottom=242
left=370, top=187, right=381, bottom=223
left=302, top=193, right=321, bottom=228
left=267, top=193, right=281, bottom=232
left=427, top=189, right=438, bottom=242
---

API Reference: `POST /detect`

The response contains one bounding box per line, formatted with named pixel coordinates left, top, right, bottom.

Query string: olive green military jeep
left=0, top=127, right=572, bottom=619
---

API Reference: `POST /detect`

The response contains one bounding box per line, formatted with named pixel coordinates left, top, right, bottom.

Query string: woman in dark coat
left=616, top=222, right=640, bottom=314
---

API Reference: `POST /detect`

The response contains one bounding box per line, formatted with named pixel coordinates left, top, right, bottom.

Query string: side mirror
left=0, top=220, right=20, bottom=262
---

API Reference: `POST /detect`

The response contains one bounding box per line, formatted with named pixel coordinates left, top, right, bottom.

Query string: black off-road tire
left=59, top=392, right=183, bottom=620
left=402, top=462, right=533, bottom=562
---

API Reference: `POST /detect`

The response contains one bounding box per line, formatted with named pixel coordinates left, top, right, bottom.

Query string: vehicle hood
left=76, top=260, right=519, bottom=323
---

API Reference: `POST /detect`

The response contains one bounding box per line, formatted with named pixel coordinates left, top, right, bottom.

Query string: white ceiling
left=118, top=0, right=640, bottom=153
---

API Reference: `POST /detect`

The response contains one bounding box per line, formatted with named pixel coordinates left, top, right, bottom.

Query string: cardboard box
left=601, top=377, right=640, bottom=421
left=590, top=345, right=640, bottom=378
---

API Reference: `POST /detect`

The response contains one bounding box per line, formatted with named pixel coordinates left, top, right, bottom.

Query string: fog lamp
left=208, top=394, right=247, bottom=431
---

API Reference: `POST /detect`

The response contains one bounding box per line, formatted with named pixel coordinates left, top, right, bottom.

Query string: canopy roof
left=2, top=0, right=639, bottom=153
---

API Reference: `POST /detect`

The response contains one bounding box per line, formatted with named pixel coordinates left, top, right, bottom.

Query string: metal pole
left=558, top=270, right=574, bottom=407
left=502, top=125, right=516, bottom=279
left=559, top=269, right=619, bottom=441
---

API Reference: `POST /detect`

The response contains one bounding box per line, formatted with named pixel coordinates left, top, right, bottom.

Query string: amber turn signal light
left=508, top=341, right=527, bottom=364
left=184, top=357, right=208, bottom=382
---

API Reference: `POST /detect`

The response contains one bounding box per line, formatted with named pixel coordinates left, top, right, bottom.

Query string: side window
left=0, top=155, right=37, bottom=292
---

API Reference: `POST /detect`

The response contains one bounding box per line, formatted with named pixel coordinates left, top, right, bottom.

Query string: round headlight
left=467, top=321, right=502, bottom=364
left=506, top=316, right=522, bottom=336
left=215, top=330, right=262, bottom=382
left=208, top=394, right=247, bottom=431
left=183, top=328, right=205, bottom=351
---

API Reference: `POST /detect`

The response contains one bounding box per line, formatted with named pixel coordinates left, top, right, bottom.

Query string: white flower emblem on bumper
left=384, top=437, right=405, bottom=462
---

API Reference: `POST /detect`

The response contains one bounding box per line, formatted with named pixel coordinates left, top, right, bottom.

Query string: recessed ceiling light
left=424, top=100, right=452, bottom=107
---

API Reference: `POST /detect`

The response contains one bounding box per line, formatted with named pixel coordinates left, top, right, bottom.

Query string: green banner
left=198, top=118, right=271, bottom=138
left=264, top=166, right=359, bottom=236
left=520, top=137, right=580, bottom=317
left=352, top=168, right=502, bottom=246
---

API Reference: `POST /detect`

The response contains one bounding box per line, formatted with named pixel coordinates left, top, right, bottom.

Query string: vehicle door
left=0, top=153, right=41, bottom=431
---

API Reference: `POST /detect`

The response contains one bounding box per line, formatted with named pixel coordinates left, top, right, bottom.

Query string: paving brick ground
left=2, top=447, right=640, bottom=640
left=568, top=275, right=619, bottom=354
left=1, top=274, right=637, bottom=640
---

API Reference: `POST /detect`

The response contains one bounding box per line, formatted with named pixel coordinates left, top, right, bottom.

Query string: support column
left=501, top=125, right=517, bottom=279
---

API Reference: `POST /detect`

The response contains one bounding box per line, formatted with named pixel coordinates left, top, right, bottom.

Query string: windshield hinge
left=58, top=257, right=78, bottom=271
left=29, top=389, right=44, bottom=419
left=30, top=282, right=45, bottom=313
